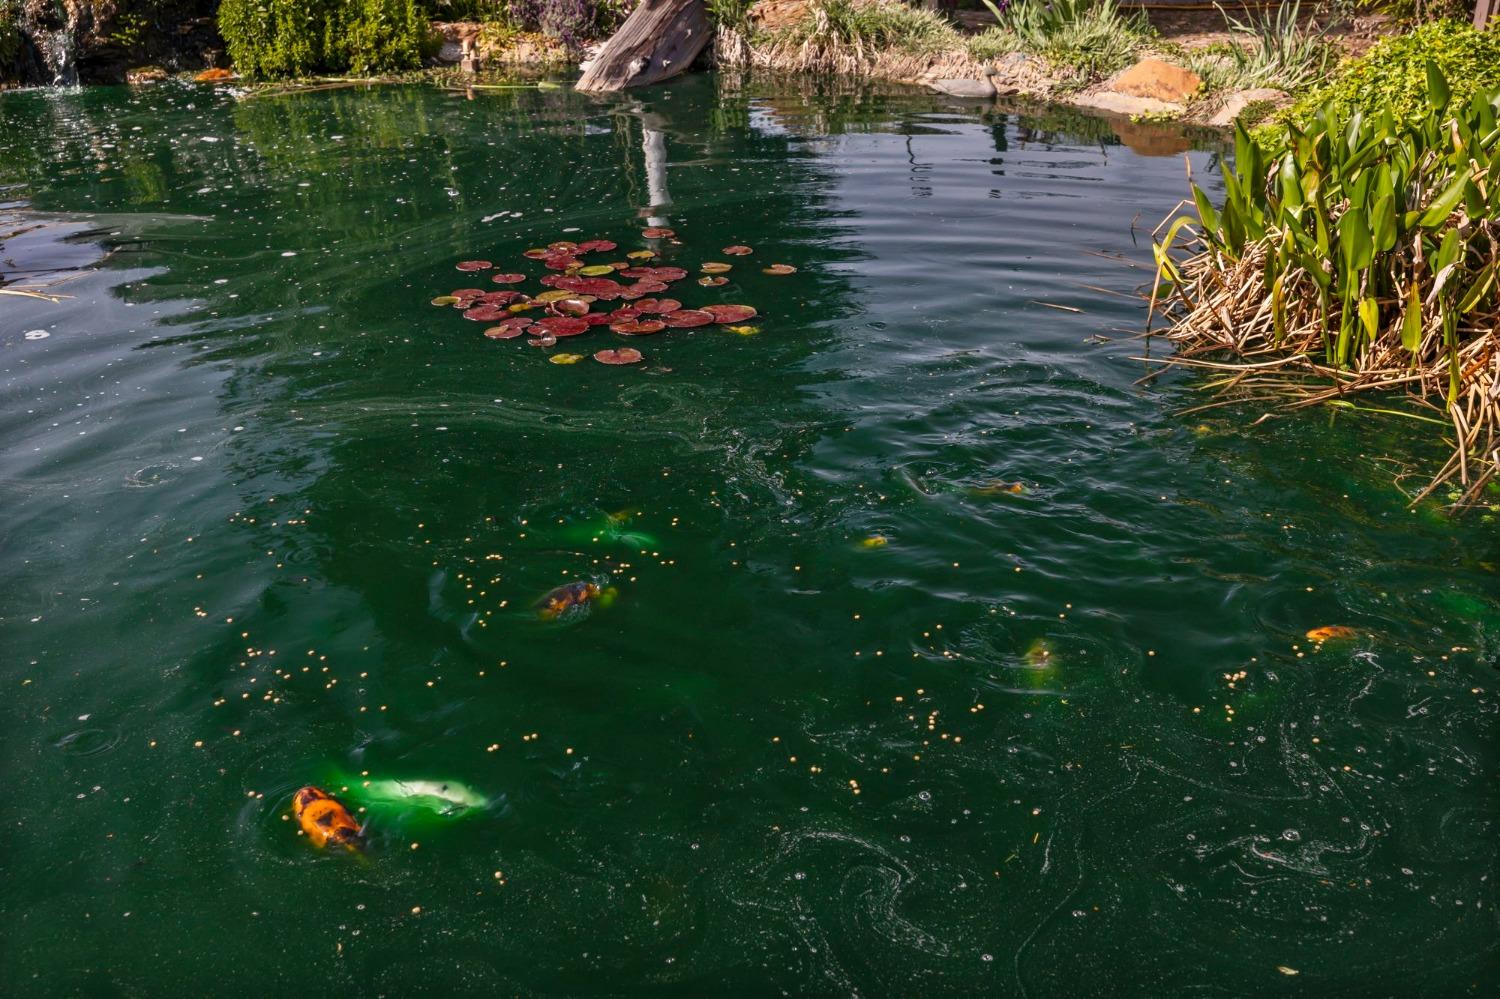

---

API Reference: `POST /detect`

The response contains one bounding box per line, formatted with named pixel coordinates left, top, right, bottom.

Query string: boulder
left=1207, top=88, right=1290, bottom=127
left=1071, top=91, right=1182, bottom=118
left=1108, top=58, right=1202, bottom=103
left=928, top=77, right=996, bottom=98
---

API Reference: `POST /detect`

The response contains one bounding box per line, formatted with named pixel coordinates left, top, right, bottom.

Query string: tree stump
left=575, top=0, right=712, bottom=92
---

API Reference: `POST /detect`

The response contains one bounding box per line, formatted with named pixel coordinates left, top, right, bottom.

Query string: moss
left=218, top=0, right=430, bottom=79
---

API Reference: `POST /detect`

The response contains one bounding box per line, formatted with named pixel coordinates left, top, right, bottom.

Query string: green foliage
left=770, top=0, right=960, bottom=58
left=965, top=26, right=1021, bottom=63
left=218, top=0, right=431, bottom=78
left=1267, top=20, right=1500, bottom=135
left=1160, top=66, right=1500, bottom=385
left=981, top=0, right=1148, bottom=82
left=1197, top=0, right=1331, bottom=93
left=706, top=0, right=754, bottom=34
left=1375, top=0, right=1471, bottom=25
left=0, top=0, right=20, bottom=70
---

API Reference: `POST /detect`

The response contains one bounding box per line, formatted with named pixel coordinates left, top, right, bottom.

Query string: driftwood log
left=575, top=0, right=712, bottom=92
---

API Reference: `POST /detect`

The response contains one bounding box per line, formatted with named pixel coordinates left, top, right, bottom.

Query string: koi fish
left=536, top=580, right=601, bottom=621
left=1305, top=626, right=1359, bottom=642
left=967, top=479, right=1027, bottom=497
left=358, top=778, right=489, bottom=817
left=292, top=785, right=362, bottom=851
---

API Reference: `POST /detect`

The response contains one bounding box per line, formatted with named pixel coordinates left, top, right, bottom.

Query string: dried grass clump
left=1151, top=72, right=1500, bottom=508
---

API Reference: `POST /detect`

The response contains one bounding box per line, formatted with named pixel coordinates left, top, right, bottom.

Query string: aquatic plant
left=980, top=0, right=1148, bottom=83
left=756, top=0, right=962, bottom=73
left=1151, top=68, right=1500, bottom=506
left=218, top=0, right=431, bottom=78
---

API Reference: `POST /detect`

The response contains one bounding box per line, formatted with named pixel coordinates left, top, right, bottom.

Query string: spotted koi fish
left=536, top=580, right=601, bottom=621
left=292, top=785, right=363, bottom=851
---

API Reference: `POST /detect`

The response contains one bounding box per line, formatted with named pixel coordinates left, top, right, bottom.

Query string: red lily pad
left=722, top=245, right=753, bottom=256
left=632, top=298, right=682, bottom=314
left=700, top=262, right=732, bottom=274
left=641, top=227, right=675, bottom=239
left=583, top=312, right=613, bottom=326
left=698, top=276, right=728, bottom=287
left=479, top=290, right=526, bottom=305
left=527, top=332, right=558, bottom=347
left=533, top=316, right=590, bottom=337
left=664, top=309, right=713, bottom=328
left=463, top=304, right=509, bottom=322
left=548, top=240, right=579, bottom=253
left=610, top=320, right=666, bottom=335
left=763, top=264, right=797, bottom=275
left=543, top=255, right=582, bottom=271
left=608, top=307, right=641, bottom=322
left=620, top=266, right=688, bottom=282
left=451, top=287, right=486, bottom=298
left=484, top=323, right=528, bottom=340
left=704, top=304, right=758, bottom=323
left=577, top=239, right=617, bottom=253
left=595, top=348, right=643, bottom=365
left=456, top=260, right=493, bottom=272
left=549, top=298, right=591, bottom=317
left=490, top=272, right=526, bottom=284
left=522, top=248, right=551, bottom=259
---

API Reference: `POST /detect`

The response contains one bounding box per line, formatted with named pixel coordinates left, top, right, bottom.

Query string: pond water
left=0, top=77, right=1495, bottom=995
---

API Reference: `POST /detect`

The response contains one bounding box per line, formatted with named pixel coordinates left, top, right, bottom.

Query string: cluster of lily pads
left=430, top=228, right=795, bottom=366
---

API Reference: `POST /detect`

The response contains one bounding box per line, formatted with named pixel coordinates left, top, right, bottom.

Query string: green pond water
left=0, top=77, right=1495, bottom=995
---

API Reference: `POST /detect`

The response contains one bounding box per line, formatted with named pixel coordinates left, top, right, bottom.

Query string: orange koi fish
left=536, top=580, right=601, bottom=621
left=1305, top=626, right=1359, bottom=642
left=292, top=786, right=363, bottom=851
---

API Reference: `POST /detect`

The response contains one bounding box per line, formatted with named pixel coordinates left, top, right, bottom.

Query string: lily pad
left=722, top=245, right=753, bottom=256
left=450, top=288, right=486, bottom=299
left=700, top=262, right=732, bottom=275
left=595, top=348, right=643, bottom=365
left=583, top=312, right=613, bottom=326
left=479, top=290, right=525, bottom=305
left=726, top=325, right=759, bottom=335
left=608, top=307, right=642, bottom=322
left=456, top=260, right=493, bottom=272
left=763, top=264, right=797, bottom=275
left=431, top=295, right=460, bottom=306
left=533, top=316, right=590, bottom=337
left=626, top=250, right=657, bottom=260
left=490, top=272, right=526, bottom=284
left=579, top=264, right=615, bottom=277
left=542, top=255, right=582, bottom=271
left=547, top=240, right=580, bottom=253
left=641, top=227, right=675, bottom=239
left=549, top=298, right=591, bottom=317
left=664, top=309, right=713, bottom=328
left=631, top=298, right=682, bottom=315
left=610, top=320, right=666, bottom=335
left=522, top=248, right=551, bottom=260
left=484, top=323, right=528, bottom=340
left=463, top=304, right=509, bottom=322
left=549, top=352, right=585, bottom=364
left=704, top=304, right=758, bottom=323
left=697, top=276, right=728, bottom=287
left=536, top=289, right=580, bottom=303
left=577, top=239, right=617, bottom=253
left=508, top=301, right=540, bottom=313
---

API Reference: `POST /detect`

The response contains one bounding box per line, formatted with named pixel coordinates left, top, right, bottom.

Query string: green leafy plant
left=980, top=0, right=1148, bottom=83
left=772, top=0, right=959, bottom=58
left=1263, top=19, right=1500, bottom=136
left=218, top=0, right=430, bottom=78
left=1205, top=0, right=1330, bottom=92
left=1152, top=65, right=1500, bottom=506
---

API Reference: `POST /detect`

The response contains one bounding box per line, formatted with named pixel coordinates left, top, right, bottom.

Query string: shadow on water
left=0, top=76, right=1496, bottom=995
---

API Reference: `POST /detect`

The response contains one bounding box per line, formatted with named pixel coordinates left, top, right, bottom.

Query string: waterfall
left=42, top=28, right=78, bottom=87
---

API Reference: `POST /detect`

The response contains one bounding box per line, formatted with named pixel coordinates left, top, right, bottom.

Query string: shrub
left=218, top=0, right=431, bottom=78
left=769, top=0, right=961, bottom=58
left=966, top=26, right=1022, bottom=63
left=1264, top=19, right=1500, bottom=135
left=1200, top=0, right=1331, bottom=93
left=981, top=0, right=1148, bottom=83
left=506, top=0, right=634, bottom=52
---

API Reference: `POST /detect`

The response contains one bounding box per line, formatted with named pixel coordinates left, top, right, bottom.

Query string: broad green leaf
left=1400, top=284, right=1423, bottom=353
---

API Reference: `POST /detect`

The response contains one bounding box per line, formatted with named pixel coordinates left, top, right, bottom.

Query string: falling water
left=43, top=28, right=78, bottom=87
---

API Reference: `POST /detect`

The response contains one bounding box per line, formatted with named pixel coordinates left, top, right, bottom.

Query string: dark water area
left=0, top=77, right=1495, bottom=995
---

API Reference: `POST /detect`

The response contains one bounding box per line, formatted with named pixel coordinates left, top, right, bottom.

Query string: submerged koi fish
left=292, top=785, right=363, bottom=851
left=1306, top=626, right=1359, bottom=642
left=358, top=778, right=489, bottom=817
left=536, top=580, right=601, bottom=621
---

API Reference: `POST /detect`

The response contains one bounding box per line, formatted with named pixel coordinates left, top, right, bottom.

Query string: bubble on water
left=1282, top=829, right=1301, bottom=842
left=24, top=330, right=49, bottom=340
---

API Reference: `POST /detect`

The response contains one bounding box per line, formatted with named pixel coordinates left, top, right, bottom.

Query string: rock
left=988, top=51, right=1052, bottom=97
left=1071, top=91, right=1182, bottom=118
left=1109, top=58, right=1202, bottom=103
left=1207, top=88, right=1290, bottom=127
left=928, top=77, right=996, bottom=99
left=126, top=66, right=168, bottom=85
